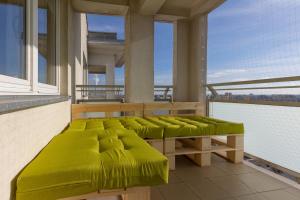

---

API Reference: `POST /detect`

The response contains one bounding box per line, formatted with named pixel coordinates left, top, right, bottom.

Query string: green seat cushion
left=145, top=116, right=215, bottom=138
left=70, top=118, right=164, bottom=139
left=118, top=117, right=164, bottom=139
left=98, top=132, right=168, bottom=189
left=184, top=116, right=244, bottom=135
left=16, top=129, right=168, bottom=200
left=16, top=131, right=101, bottom=200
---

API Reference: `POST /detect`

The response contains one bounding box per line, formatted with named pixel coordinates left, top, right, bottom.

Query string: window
left=0, top=0, right=60, bottom=94
left=0, top=0, right=26, bottom=79
left=38, top=0, right=56, bottom=86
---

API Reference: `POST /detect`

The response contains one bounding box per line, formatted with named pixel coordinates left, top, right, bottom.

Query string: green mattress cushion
left=145, top=116, right=215, bottom=138
left=16, top=129, right=168, bottom=200
left=16, top=131, right=101, bottom=200
left=97, top=130, right=168, bottom=189
left=184, top=116, right=244, bottom=135
left=70, top=118, right=164, bottom=139
left=118, top=117, right=164, bottom=139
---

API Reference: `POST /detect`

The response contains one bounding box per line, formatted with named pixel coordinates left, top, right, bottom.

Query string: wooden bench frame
left=71, top=102, right=244, bottom=170
left=142, top=102, right=243, bottom=169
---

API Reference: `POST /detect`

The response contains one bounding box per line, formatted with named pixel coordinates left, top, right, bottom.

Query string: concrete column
left=188, top=14, right=207, bottom=105
left=125, top=3, right=154, bottom=103
left=105, top=60, right=115, bottom=99
left=105, top=63, right=115, bottom=85
left=173, top=14, right=208, bottom=114
left=173, top=19, right=190, bottom=102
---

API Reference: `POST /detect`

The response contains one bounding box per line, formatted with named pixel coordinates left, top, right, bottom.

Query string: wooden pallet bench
left=71, top=102, right=244, bottom=170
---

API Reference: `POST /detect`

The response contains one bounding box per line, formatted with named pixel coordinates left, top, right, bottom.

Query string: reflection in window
left=38, top=0, right=56, bottom=85
left=0, top=0, right=26, bottom=79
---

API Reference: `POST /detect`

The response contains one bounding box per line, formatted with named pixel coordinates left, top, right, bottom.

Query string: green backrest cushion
left=185, top=116, right=244, bottom=135
left=145, top=116, right=215, bottom=138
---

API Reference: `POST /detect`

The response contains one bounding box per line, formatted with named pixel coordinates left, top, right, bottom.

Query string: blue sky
left=87, top=0, right=300, bottom=87
left=208, top=0, right=300, bottom=83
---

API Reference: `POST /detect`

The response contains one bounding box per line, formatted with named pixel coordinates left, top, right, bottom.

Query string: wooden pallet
left=146, top=139, right=164, bottom=153
left=164, top=135, right=244, bottom=169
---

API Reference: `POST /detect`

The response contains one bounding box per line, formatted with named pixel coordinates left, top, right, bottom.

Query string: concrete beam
left=156, top=6, right=190, bottom=21
left=191, top=0, right=224, bottom=16
left=72, top=0, right=128, bottom=16
left=137, top=0, right=166, bottom=15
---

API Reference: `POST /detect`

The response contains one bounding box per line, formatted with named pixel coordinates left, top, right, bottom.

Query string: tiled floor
left=151, top=155, right=300, bottom=200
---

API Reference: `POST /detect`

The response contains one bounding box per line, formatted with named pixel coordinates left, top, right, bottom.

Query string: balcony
left=1, top=0, right=300, bottom=199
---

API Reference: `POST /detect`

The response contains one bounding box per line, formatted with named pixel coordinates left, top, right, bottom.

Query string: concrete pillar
left=189, top=14, right=207, bottom=105
left=173, top=14, right=207, bottom=114
left=125, top=2, right=154, bottom=103
left=173, top=19, right=189, bottom=102
left=105, top=63, right=115, bottom=85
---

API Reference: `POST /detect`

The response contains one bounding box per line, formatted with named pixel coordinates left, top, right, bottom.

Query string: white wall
left=0, top=101, right=71, bottom=200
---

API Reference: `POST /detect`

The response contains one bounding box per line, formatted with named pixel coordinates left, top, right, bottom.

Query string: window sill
left=0, top=95, right=70, bottom=115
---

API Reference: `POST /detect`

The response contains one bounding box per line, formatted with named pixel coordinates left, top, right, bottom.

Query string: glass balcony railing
left=207, top=76, right=300, bottom=181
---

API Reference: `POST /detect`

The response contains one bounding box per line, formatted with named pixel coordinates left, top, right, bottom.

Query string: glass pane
left=0, top=0, right=26, bottom=79
left=38, top=0, right=56, bottom=85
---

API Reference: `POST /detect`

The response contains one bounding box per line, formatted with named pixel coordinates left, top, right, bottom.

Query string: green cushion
left=97, top=132, right=168, bottom=189
left=184, top=116, right=244, bottom=135
left=145, top=116, right=215, bottom=138
left=16, top=129, right=168, bottom=200
left=16, top=131, right=101, bottom=200
left=68, top=119, right=105, bottom=131
left=118, top=117, right=164, bottom=139
left=70, top=118, right=164, bottom=139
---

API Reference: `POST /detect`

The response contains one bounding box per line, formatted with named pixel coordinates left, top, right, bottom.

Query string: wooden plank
left=71, top=103, right=144, bottom=120
left=167, top=155, right=175, bottom=170
left=146, top=139, right=164, bottom=153
left=227, top=135, right=244, bottom=163
left=143, top=102, right=203, bottom=112
left=164, top=138, right=175, bottom=170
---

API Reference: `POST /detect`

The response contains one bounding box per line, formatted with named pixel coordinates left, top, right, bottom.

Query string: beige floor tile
left=158, top=183, right=201, bottom=200
left=235, top=193, right=267, bottom=200
left=168, top=171, right=183, bottom=184
left=209, top=175, right=254, bottom=197
left=237, top=172, right=289, bottom=192
left=215, top=162, right=256, bottom=175
left=187, top=178, right=231, bottom=200
left=211, top=154, right=227, bottom=164
left=261, top=189, right=300, bottom=200
left=284, top=187, right=300, bottom=198
left=176, top=166, right=227, bottom=182
left=151, top=187, right=165, bottom=200
left=175, top=156, right=197, bottom=168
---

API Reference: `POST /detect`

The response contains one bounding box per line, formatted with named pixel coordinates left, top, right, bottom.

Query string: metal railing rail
left=76, top=85, right=173, bottom=103
left=206, top=76, right=300, bottom=107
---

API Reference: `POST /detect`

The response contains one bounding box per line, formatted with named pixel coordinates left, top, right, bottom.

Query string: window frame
left=0, top=0, right=60, bottom=95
